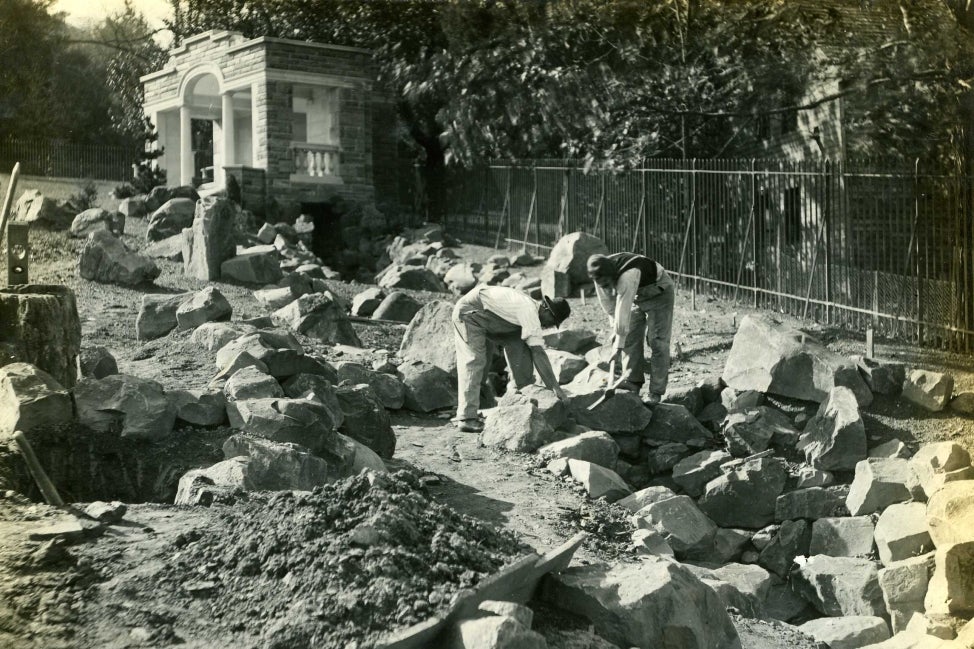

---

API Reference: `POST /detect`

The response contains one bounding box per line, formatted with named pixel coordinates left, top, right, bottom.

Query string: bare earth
left=1, top=194, right=973, bottom=648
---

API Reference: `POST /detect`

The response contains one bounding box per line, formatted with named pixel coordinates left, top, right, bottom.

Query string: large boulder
left=14, top=190, right=66, bottom=226
left=722, top=315, right=871, bottom=407
left=79, top=230, right=160, bottom=286
left=182, top=196, right=237, bottom=280
left=539, top=556, right=741, bottom=649
left=74, top=374, right=176, bottom=440
left=399, top=300, right=457, bottom=375
left=0, top=362, right=73, bottom=439
left=792, top=555, right=887, bottom=618
left=541, top=232, right=609, bottom=298
left=697, top=456, right=789, bottom=529
left=221, top=246, right=283, bottom=284
left=146, top=197, right=196, bottom=241
left=335, top=383, right=396, bottom=459
left=798, top=387, right=867, bottom=471
left=70, top=208, right=123, bottom=238
left=136, top=292, right=193, bottom=341
left=273, top=292, right=361, bottom=346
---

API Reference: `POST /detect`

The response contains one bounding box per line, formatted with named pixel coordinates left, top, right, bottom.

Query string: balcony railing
left=290, top=142, right=340, bottom=181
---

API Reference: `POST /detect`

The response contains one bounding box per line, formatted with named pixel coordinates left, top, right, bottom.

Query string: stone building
left=141, top=29, right=400, bottom=220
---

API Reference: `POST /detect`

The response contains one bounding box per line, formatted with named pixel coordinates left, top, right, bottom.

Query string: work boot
left=643, top=393, right=662, bottom=406
left=455, top=418, right=484, bottom=433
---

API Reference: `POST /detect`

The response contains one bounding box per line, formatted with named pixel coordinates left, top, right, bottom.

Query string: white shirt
left=594, top=268, right=641, bottom=350
left=477, top=286, right=545, bottom=346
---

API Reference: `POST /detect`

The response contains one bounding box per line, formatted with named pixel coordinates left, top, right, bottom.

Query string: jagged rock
left=798, top=386, right=866, bottom=471
left=221, top=247, right=283, bottom=284
left=796, top=465, right=835, bottom=488
left=925, top=541, right=974, bottom=615
left=224, top=366, right=284, bottom=402
left=721, top=388, right=765, bottom=413
left=543, top=329, right=599, bottom=355
left=879, top=553, right=935, bottom=633
left=875, top=503, right=932, bottom=566
left=538, top=431, right=619, bottom=470
left=336, top=362, right=405, bottom=410
left=70, top=208, right=123, bottom=238
left=144, top=233, right=185, bottom=260
left=182, top=196, right=237, bottom=280
left=79, top=346, right=118, bottom=379
left=448, top=614, right=547, bottom=649
left=281, top=374, right=342, bottom=422
left=616, top=486, right=678, bottom=512
left=498, top=385, right=570, bottom=431
left=539, top=555, right=741, bottom=649
left=775, top=487, right=847, bottom=522
left=792, top=555, right=886, bottom=617
left=723, top=407, right=799, bottom=457
left=335, top=383, right=396, bottom=459
left=399, top=360, right=456, bottom=413
left=481, top=403, right=558, bottom=453
left=175, top=286, right=232, bottom=330
left=167, top=389, right=227, bottom=426
left=225, top=397, right=341, bottom=454
left=351, top=288, right=385, bottom=317
left=646, top=442, right=691, bottom=475
left=926, top=481, right=974, bottom=549
left=0, top=363, right=72, bottom=439
left=372, top=291, right=422, bottom=323
left=541, top=232, right=609, bottom=298
left=870, top=439, right=912, bottom=460
left=902, top=369, right=953, bottom=412
left=568, top=459, right=631, bottom=502
left=377, top=264, right=447, bottom=292
left=950, top=391, right=974, bottom=416
left=146, top=197, right=196, bottom=241
left=273, top=292, right=361, bottom=346
left=722, top=314, right=871, bottom=407
left=632, top=494, right=717, bottom=560
left=253, top=285, right=301, bottom=311
left=79, top=230, right=160, bottom=286
left=758, top=519, right=811, bottom=578
left=399, top=300, right=457, bottom=375
left=14, top=190, right=65, bottom=225
left=698, top=456, right=789, bottom=529
left=846, top=458, right=919, bottom=516
left=672, top=449, right=732, bottom=498
left=662, top=385, right=706, bottom=417
left=175, top=456, right=249, bottom=505
left=798, top=616, right=891, bottom=649
left=810, top=517, right=876, bottom=557
left=74, top=374, right=175, bottom=440
left=856, top=356, right=905, bottom=396
left=640, top=403, right=711, bottom=444
left=910, top=441, right=973, bottom=499
left=135, top=292, right=192, bottom=341
left=546, top=350, right=587, bottom=384
left=713, top=529, right=753, bottom=564
left=221, top=434, right=335, bottom=489
left=117, top=196, right=146, bottom=218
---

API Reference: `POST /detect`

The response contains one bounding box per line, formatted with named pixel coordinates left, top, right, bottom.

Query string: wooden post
left=0, top=162, right=21, bottom=249
left=493, top=171, right=512, bottom=250
left=6, top=222, right=29, bottom=285
left=866, top=328, right=875, bottom=359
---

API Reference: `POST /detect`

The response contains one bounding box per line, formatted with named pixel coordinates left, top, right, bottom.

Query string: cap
left=542, top=295, right=571, bottom=327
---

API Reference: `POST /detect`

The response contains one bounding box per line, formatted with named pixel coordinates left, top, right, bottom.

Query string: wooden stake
left=0, top=162, right=21, bottom=247
left=866, top=327, right=875, bottom=359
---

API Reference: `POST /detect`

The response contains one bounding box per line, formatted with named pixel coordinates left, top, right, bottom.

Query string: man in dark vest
left=586, top=252, right=675, bottom=404
left=452, top=285, right=571, bottom=432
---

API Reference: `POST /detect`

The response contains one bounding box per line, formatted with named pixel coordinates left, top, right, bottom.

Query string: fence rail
left=0, top=138, right=133, bottom=182
left=438, top=158, right=974, bottom=351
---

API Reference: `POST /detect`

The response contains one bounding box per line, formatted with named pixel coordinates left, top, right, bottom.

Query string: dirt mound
left=79, top=470, right=529, bottom=649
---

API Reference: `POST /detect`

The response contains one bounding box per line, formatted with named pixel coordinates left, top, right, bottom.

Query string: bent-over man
left=452, top=285, right=571, bottom=432
left=587, top=252, right=675, bottom=404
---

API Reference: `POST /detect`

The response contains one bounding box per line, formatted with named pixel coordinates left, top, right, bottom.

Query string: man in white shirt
left=452, top=286, right=571, bottom=432
left=587, top=252, right=675, bottom=404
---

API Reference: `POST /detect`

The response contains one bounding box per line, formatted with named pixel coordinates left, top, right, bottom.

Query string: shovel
left=587, top=359, right=627, bottom=411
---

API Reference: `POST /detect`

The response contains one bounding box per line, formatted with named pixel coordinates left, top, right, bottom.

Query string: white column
left=251, top=82, right=261, bottom=169
left=221, top=91, right=236, bottom=185
left=149, top=110, right=164, bottom=176
left=179, top=105, right=193, bottom=185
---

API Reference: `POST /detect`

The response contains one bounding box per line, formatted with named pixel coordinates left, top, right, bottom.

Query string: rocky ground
left=1, top=177, right=974, bottom=649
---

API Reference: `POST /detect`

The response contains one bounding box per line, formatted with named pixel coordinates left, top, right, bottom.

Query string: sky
left=51, top=0, right=173, bottom=29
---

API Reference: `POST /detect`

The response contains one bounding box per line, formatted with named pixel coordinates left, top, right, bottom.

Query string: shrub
left=68, top=180, right=98, bottom=212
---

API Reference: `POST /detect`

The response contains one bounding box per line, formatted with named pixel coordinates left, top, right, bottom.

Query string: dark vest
left=608, top=252, right=659, bottom=286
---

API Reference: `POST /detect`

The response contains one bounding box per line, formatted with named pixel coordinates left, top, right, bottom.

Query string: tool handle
left=13, top=430, right=64, bottom=506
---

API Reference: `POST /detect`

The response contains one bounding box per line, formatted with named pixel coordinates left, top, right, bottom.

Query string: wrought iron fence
left=0, top=138, right=133, bottom=181
left=439, top=158, right=974, bottom=351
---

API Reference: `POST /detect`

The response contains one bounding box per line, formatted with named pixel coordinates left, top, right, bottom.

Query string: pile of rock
left=375, top=223, right=543, bottom=296
left=457, top=312, right=974, bottom=649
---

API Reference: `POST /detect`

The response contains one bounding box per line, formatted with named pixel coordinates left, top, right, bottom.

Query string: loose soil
left=1, top=181, right=973, bottom=648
